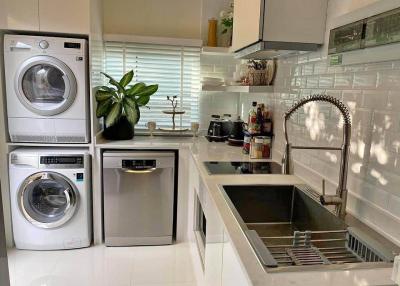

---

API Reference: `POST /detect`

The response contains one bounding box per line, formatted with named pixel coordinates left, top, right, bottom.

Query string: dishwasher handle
left=120, top=167, right=157, bottom=174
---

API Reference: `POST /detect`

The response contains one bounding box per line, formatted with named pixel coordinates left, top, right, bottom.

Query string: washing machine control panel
left=40, top=155, right=84, bottom=168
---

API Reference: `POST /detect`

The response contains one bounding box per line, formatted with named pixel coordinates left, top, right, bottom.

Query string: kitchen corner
left=2, top=0, right=400, bottom=285
left=186, top=137, right=399, bottom=286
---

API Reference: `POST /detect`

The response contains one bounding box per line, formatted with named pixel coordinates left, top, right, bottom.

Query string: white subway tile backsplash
left=319, top=75, right=334, bottom=88
left=201, top=64, right=213, bottom=73
left=387, top=91, right=400, bottom=111
left=377, top=70, right=400, bottom=89
left=201, top=50, right=400, bottom=242
left=393, top=60, right=400, bottom=69
left=298, top=55, right=309, bottom=64
left=313, top=61, right=327, bottom=75
left=302, top=64, right=314, bottom=76
left=344, top=64, right=365, bottom=73
left=353, top=72, right=378, bottom=89
left=372, top=110, right=400, bottom=133
left=362, top=90, right=388, bottom=110
left=290, top=66, right=301, bottom=77
left=272, top=52, right=400, bottom=243
left=334, top=74, right=353, bottom=88
left=365, top=61, right=393, bottom=71
left=306, top=76, right=319, bottom=88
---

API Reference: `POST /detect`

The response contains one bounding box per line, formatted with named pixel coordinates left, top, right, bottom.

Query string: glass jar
left=250, top=136, right=264, bottom=159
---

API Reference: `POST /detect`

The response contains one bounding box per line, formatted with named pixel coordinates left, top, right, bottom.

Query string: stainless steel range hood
left=234, top=41, right=320, bottom=60
left=232, top=0, right=328, bottom=59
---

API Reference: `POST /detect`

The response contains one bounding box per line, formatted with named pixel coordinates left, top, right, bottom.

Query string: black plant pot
left=103, top=116, right=134, bottom=140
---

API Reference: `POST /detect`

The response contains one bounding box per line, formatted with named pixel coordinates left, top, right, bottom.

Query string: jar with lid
left=250, top=136, right=264, bottom=159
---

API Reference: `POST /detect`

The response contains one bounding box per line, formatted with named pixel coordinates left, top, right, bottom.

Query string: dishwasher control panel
left=122, top=159, right=156, bottom=170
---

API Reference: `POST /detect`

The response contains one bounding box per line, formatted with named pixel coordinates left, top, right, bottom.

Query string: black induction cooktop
left=204, top=161, right=282, bottom=175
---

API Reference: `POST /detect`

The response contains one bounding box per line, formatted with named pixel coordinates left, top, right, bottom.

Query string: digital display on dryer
left=64, top=42, right=81, bottom=49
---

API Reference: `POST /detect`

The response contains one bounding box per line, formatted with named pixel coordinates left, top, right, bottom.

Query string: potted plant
left=95, top=70, right=158, bottom=140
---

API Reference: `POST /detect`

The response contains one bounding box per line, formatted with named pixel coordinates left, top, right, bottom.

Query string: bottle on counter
left=263, top=105, right=272, bottom=134
left=256, top=103, right=265, bottom=134
left=247, top=101, right=258, bottom=135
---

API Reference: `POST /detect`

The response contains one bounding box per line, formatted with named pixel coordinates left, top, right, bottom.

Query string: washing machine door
left=18, top=172, right=79, bottom=229
left=15, top=55, right=77, bottom=116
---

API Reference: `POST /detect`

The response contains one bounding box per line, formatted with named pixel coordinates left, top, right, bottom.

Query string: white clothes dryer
left=4, top=35, right=90, bottom=143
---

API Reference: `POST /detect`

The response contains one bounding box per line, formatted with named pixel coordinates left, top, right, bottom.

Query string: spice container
left=262, top=137, right=272, bottom=159
left=242, top=132, right=251, bottom=154
left=250, top=136, right=264, bottom=159
left=250, top=136, right=272, bottom=159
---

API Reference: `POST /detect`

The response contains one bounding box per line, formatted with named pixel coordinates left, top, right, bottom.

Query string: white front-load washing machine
left=4, top=34, right=89, bottom=143
left=9, top=148, right=92, bottom=250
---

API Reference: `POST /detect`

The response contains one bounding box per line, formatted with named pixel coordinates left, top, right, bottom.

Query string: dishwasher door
left=103, top=151, right=175, bottom=246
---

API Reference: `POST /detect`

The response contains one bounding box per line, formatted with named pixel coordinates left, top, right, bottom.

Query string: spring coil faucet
left=282, top=94, right=352, bottom=219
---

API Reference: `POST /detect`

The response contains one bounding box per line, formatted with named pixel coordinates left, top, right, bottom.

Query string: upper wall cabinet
left=0, top=0, right=89, bottom=34
left=0, top=0, right=40, bottom=31
left=231, top=0, right=262, bottom=53
left=232, top=0, right=328, bottom=59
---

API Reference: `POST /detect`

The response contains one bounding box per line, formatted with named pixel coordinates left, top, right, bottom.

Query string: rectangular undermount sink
left=222, top=185, right=395, bottom=270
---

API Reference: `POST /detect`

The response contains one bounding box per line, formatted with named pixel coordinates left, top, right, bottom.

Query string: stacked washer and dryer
left=4, top=35, right=92, bottom=250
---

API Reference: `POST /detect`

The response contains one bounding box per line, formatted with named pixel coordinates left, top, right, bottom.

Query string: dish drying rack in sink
left=246, top=226, right=395, bottom=267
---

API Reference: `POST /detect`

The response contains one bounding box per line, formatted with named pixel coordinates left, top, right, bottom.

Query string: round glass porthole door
left=19, top=172, right=78, bottom=229
left=15, top=55, right=77, bottom=116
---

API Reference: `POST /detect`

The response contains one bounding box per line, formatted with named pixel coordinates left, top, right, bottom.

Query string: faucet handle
left=322, top=179, right=326, bottom=196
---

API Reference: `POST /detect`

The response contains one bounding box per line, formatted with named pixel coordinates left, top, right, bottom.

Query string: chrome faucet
left=282, top=94, right=352, bottom=219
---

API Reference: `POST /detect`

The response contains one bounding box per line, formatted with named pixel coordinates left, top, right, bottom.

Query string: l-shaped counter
left=94, top=135, right=397, bottom=286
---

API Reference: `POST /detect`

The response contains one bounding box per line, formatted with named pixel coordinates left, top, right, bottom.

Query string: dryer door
left=18, top=172, right=79, bottom=229
left=15, top=55, right=77, bottom=116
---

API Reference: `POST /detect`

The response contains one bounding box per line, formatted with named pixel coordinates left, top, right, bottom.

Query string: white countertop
left=95, top=134, right=395, bottom=286
left=95, top=134, right=197, bottom=149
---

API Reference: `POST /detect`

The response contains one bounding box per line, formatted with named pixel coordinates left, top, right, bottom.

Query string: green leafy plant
left=221, top=17, right=233, bottom=34
left=95, top=70, right=158, bottom=127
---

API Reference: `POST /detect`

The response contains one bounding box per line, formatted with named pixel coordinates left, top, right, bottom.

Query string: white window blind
left=104, top=41, right=201, bottom=130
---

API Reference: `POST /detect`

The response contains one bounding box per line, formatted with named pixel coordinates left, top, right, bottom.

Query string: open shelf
left=201, top=46, right=233, bottom=55
left=201, top=85, right=274, bottom=93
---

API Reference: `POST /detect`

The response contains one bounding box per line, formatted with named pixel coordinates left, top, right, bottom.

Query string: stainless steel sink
left=222, top=185, right=397, bottom=271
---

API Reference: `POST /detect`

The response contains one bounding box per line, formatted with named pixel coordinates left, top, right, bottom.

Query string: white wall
left=103, top=0, right=202, bottom=39
left=269, top=0, right=400, bottom=244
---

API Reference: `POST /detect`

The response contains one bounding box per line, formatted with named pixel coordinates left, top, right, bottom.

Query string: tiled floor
left=7, top=243, right=198, bottom=286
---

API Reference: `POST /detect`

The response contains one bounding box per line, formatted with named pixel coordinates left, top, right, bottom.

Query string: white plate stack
left=201, top=77, right=224, bottom=87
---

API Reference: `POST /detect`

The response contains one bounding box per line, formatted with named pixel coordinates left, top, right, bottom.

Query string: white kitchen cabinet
left=0, top=0, right=89, bottom=34
left=0, top=0, right=40, bottom=31
left=231, top=0, right=262, bottom=52
left=39, top=0, right=90, bottom=34
left=188, top=156, right=251, bottom=286
left=232, top=0, right=327, bottom=55
left=188, top=156, right=224, bottom=286
left=222, top=229, right=252, bottom=286
left=203, top=182, right=224, bottom=286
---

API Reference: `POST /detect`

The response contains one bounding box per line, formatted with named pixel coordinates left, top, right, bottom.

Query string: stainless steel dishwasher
left=103, top=151, right=175, bottom=246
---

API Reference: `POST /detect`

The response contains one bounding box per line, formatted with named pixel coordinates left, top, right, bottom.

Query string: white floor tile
left=7, top=243, right=197, bottom=286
